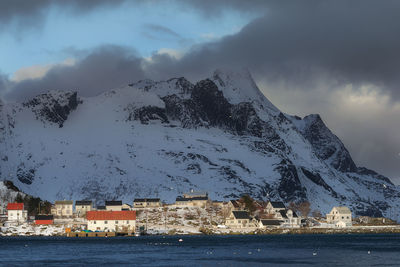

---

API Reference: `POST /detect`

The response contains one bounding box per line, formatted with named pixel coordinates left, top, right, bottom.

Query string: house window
left=94, top=221, right=96, bottom=224
left=347, top=216, right=349, bottom=219
left=238, top=220, right=241, bottom=223
left=126, top=221, right=129, bottom=224
left=105, top=221, right=108, bottom=224
left=342, top=216, right=344, bottom=219
left=115, top=221, right=118, bottom=224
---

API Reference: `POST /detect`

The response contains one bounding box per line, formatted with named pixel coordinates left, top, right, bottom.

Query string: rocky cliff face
left=0, top=69, right=399, bottom=220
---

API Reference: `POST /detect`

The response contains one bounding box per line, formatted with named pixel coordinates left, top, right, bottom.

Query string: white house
left=225, top=210, right=253, bottom=228
left=75, top=200, right=93, bottom=217
left=105, top=201, right=123, bottom=211
left=276, top=209, right=301, bottom=228
left=7, top=203, right=27, bottom=223
left=265, top=201, right=286, bottom=214
left=86, top=210, right=136, bottom=232
left=326, top=206, right=352, bottom=227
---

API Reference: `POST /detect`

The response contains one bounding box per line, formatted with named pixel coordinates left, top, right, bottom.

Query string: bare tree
left=297, top=201, right=311, bottom=217
left=311, top=210, right=322, bottom=218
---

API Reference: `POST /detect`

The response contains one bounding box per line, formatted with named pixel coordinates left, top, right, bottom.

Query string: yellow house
left=53, top=200, right=73, bottom=218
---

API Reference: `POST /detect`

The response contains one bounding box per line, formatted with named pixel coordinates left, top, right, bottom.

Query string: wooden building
left=86, top=210, right=136, bottom=232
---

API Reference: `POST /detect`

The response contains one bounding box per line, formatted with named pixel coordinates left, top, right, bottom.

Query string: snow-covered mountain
left=0, top=181, right=27, bottom=211
left=1, top=69, right=399, bottom=219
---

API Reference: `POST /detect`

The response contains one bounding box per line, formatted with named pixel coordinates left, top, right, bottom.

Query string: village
left=0, top=190, right=398, bottom=237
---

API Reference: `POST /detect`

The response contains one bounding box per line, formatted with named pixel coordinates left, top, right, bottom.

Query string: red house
left=35, top=215, right=54, bottom=225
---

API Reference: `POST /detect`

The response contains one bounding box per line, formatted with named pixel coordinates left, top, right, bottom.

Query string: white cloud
left=11, top=58, right=76, bottom=82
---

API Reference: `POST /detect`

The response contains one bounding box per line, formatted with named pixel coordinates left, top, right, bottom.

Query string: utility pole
left=146, top=209, right=148, bottom=232
left=164, top=210, right=167, bottom=231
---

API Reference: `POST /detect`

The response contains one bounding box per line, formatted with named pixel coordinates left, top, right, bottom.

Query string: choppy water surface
left=0, top=234, right=399, bottom=266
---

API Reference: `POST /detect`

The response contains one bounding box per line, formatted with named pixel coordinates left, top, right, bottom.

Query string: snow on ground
left=0, top=222, right=65, bottom=236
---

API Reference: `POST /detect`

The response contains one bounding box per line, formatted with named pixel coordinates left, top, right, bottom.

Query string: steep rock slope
left=0, top=70, right=399, bottom=219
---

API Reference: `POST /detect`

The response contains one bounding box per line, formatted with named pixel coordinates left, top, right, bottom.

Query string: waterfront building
left=6, top=203, right=27, bottom=223
left=35, top=215, right=54, bottom=225
left=225, top=210, right=252, bottom=228
left=265, top=201, right=286, bottom=214
left=75, top=200, right=93, bottom=217
left=275, top=209, right=301, bottom=227
left=86, top=210, right=136, bottom=232
left=326, top=206, right=352, bottom=227
left=53, top=200, right=74, bottom=218
left=258, top=219, right=283, bottom=229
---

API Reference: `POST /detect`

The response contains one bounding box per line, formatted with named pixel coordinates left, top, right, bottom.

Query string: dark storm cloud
left=144, top=0, right=400, bottom=101
left=2, top=0, right=399, bottom=181
left=5, top=46, right=145, bottom=101
left=0, top=0, right=127, bottom=30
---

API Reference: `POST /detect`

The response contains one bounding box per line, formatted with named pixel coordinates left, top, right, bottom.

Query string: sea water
left=0, top=234, right=399, bottom=266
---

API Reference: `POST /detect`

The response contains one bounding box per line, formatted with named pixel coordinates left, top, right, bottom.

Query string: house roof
left=55, top=200, right=73, bottom=205
left=261, top=220, right=283, bottom=226
left=269, top=201, right=286, bottom=209
left=7, top=203, right=24, bottom=210
left=230, top=200, right=240, bottom=208
left=97, top=206, right=106, bottom=210
left=232, top=211, right=250, bottom=220
left=105, top=201, right=122, bottom=206
left=76, top=200, right=92, bottom=206
left=332, top=206, right=351, bottom=214
left=134, top=198, right=160, bottom=202
left=35, top=215, right=54, bottom=220
left=176, top=196, right=208, bottom=202
left=146, top=198, right=161, bottom=202
left=279, top=210, right=288, bottom=219
left=279, top=209, right=298, bottom=218
left=87, top=211, right=136, bottom=221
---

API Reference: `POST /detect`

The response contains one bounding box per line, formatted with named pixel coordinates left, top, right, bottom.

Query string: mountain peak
left=211, top=68, right=278, bottom=112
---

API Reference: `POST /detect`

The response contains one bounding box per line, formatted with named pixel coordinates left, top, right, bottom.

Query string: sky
left=0, top=0, right=399, bottom=182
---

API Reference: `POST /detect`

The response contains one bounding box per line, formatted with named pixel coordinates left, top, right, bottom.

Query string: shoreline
left=2, top=226, right=400, bottom=237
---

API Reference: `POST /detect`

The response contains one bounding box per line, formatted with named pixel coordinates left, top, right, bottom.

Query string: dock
left=67, top=232, right=135, bottom=237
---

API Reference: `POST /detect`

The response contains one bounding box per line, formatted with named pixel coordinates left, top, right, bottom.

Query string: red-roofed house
left=86, top=211, right=136, bottom=232
left=7, top=203, right=28, bottom=223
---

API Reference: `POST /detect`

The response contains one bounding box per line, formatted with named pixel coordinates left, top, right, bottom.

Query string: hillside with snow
left=0, top=69, right=399, bottom=219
